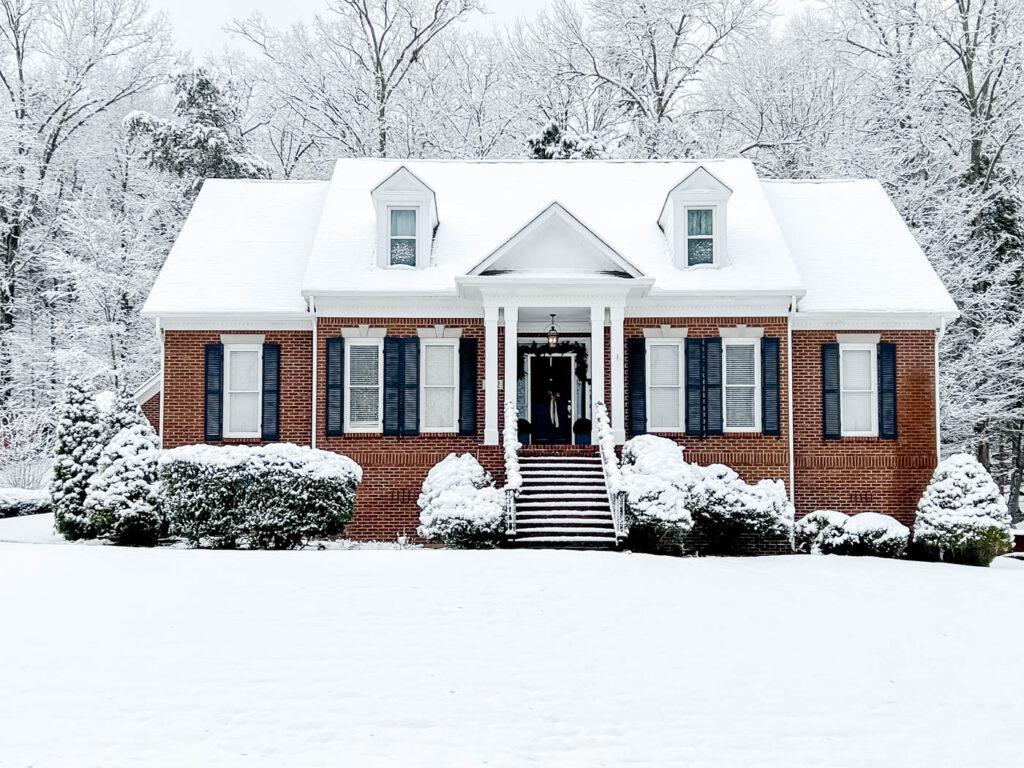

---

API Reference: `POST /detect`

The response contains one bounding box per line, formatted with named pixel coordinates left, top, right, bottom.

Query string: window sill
left=343, top=426, right=384, bottom=434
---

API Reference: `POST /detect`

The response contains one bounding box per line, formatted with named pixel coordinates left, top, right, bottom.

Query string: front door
left=530, top=355, right=572, bottom=445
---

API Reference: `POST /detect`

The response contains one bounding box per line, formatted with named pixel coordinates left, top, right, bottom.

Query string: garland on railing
left=594, top=402, right=621, bottom=493
left=503, top=399, right=522, bottom=492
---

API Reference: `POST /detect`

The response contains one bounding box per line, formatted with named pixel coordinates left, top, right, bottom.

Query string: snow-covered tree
left=50, top=381, right=109, bottom=540
left=526, top=121, right=605, bottom=159
left=85, top=423, right=162, bottom=546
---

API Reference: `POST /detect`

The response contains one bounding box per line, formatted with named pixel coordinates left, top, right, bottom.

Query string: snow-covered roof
left=142, top=179, right=329, bottom=316
left=762, top=180, right=958, bottom=317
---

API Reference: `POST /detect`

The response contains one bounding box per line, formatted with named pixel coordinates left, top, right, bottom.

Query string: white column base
left=484, top=428, right=499, bottom=445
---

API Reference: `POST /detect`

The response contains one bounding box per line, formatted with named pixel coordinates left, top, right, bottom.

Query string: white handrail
left=594, top=401, right=625, bottom=541
left=503, top=399, right=522, bottom=535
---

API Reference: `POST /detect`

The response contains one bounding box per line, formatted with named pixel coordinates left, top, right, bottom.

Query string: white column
left=502, top=304, right=519, bottom=436
left=590, top=304, right=606, bottom=421
left=609, top=304, right=626, bottom=444
left=483, top=304, right=499, bottom=445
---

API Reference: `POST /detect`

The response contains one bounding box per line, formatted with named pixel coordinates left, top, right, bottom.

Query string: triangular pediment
left=468, top=202, right=642, bottom=278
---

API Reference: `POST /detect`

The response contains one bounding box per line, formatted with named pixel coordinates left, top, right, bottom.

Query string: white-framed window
left=388, top=207, right=417, bottom=267
left=223, top=344, right=261, bottom=438
left=840, top=343, right=877, bottom=437
left=420, top=339, right=459, bottom=432
left=646, top=340, right=685, bottom=432
left=686, top=207, right=714, bottom=266
left=345, top=339, right=384, bottom=432
left=722, top=338, right=760, bottom=432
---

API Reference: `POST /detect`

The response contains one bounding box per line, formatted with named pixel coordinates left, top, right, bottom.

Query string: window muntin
left=647, top=341, right=685, bottom=431
left=389, top=208, right=417, bottom=266
left=723, top=339, right=759, bottom=431
left=345, top=340, right=383, bottom=432
left=686, top=208, right=714, bottom=266
left=224, top=345, right=261, bottom=438
left=421, top=340, right=459, bottom=431
left=840, top=344, right=877, bottom=437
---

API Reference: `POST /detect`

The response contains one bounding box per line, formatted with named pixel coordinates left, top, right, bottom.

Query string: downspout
left=157, top=318, right=165, bottom=449
left=787, top=296, right=796, bottom=504
left=935, top=317, right=946, bottom=461
left=310, top=296, right=318, bottom=449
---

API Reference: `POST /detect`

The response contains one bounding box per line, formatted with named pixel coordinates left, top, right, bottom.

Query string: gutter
left=157, top=318, right=165, bottom=449
left=935, top=317, right=946, bottom=460
left=310, top=295, right=318, bottom=449
left=787, top=295, right=796, bottom=504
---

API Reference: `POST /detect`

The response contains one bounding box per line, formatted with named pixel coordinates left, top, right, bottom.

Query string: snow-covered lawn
left=2, top=514, right=1022, bottom=767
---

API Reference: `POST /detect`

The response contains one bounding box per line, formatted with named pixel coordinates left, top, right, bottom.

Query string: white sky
left=157, top=0, right=812, bottom=57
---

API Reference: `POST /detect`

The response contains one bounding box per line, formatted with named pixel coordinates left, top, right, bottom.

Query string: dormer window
left=389, top=208, right=417, bottom=266
left=686, top=208, right=714, bottom=266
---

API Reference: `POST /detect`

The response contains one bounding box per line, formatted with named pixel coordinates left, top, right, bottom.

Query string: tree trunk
left=1009, top=431, right=1024, bottom=526
left=0, top=224, right=20, bottom=407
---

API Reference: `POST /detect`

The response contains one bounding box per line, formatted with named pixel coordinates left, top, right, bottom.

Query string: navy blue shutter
left=459, top=338, right=478, bottom=435
left=761, top=337, right=781, bottom=436
left=685, top=338, right=705, bottom=436
left=204, top=344, right=223, bottom=441
left=627, top=338, right=647, bottom=437
left=261, top=343, right=281, bottom=441
left=401, top=338, right=419, bottom=436
left=704, top=338, right=723, bottom=435
left=878, top=342, right=897, bottom=439
left=325, top=337, right=344, bottom=436
left=383, top=338, right=402, bottom=436
left=822, top=343, right=841, bottom=439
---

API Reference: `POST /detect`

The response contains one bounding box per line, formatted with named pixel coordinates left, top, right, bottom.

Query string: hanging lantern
left=547, top=313, right=559, bottom=347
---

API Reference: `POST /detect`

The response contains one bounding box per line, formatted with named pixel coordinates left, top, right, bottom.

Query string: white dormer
left=658, top=165, right=732, bottom=269
left=371, top=166, right=438, bottom=269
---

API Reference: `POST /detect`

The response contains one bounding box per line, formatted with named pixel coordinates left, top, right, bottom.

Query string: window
left=723, top=339, right=759, bottom=431
left=421, top=340, right=459, bottom=431
left=647, top=341, right=685, bottom=431
left=389, top=208, right=417, bottom=266
left=840, top=344, right=877, bottom=437
left=223, top=344, right=261, bottom=438
left=345, top=340, right=383, bottom=432
left=686, top=208, right=714, bottom=266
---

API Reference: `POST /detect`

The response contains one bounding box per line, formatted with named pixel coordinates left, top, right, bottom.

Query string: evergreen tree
left=50, top=381, right=109, bottom=540
left=85, top=423, right=163, bottom=546
left=526, top=121, right=605, bottom=159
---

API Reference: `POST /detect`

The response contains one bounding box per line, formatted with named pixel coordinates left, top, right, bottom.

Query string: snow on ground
left=1, top=515, right=1022, bottom=767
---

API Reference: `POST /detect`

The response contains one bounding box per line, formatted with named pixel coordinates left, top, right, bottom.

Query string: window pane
left=649, top=387, right=680, bottom=428
left=842, top=391, right=872, bottom=432
left=687, top=208, right=713, bottom=236
left=349, top=388, right=379, bottom=423
left=229, top=350, right=259, bottom=391
left=390, top=238, right=416, bottom=266
left=726, top=344, right=755, bottom=385
left=390, top=208, right=416, bottom=236
left=842, top=349, right=872, bottom=390
left=349, top=346, right=379, bottom=386
left=424, top=387, right=455, bottom=428
left=649, top=344, right=680, bottom=386
left=687, top=238, right=714, bottom=266
left=726, top=387, right=755, bottom=428
left=424, top=345, right=455, bottom=386
left=229, top=392, right=259, bottom=433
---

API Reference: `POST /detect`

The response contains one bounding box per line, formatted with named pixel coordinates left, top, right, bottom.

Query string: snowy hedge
left=796, top=510, right=909, bottom=558
left=689, top=465, right=794, bottom=555
left=160, top=443, right=362, bottom=549
left=0, top=488, right=51, bottom=518
left=417, top=454, right=505, bottom=549
left=619, top=435, right=696, bottom=551
left=85, top=424, right=163, bottom=546
left=912, top=454, right=1011, bottom=566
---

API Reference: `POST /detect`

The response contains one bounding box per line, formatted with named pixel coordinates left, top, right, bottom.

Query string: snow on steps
left=510, top=453, right=616, bottom=550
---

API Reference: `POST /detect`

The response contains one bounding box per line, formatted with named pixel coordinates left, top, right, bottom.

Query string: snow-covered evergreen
left=417, top=454, right=505, bottom=549
left=50, top=382, right=109, bottom=540
left=85, top=424, right=163, bottom=546
left=619, top=435, right=697, bottom=550
left=794, top=510, right=851, bottom=555
left=690, top=466, right=794, bottom=555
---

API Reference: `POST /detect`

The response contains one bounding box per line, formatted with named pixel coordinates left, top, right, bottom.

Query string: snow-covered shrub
left=417, top=454, right=505, bottom=549
left=0, top=488, right=52, bottom=518
left=794, top=510, right=850, bottom=554
left=85, top=424, right=163, bottom=546
left=50, top=381, right=109, bottom=540
left=242, top=444, right=361, bottom=549
left=842, top=513, right=910, bottom=558
left=619, top=435, right=696, bottom=551
left=159, top=445, right=250, bottom=548
left=913, top=454, right=1012, bottom=566
left=0, top=409, right=54, bottom=490
left=690, top=465, right=794, bottom=555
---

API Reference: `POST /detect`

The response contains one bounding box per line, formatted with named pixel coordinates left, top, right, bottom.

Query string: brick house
left=139, top=159, right=957, bottom=543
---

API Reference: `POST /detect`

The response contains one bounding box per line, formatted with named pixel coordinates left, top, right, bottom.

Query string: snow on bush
left=843, top=512, right=910, bottom=558
left=417, top=453, right=505, bottom=549
left=913, top=454, right=1012, bottom=566
left=85, top=424, right=163, bottom=546
left=690, top=465, right=794, bottom=556
left=0, top=488, right=52, bottom=518
left=160, top=443, right=361, bottom=549
left=50, top=381, right=109, bottom=540
left=619, top=435, right=697, bottom=550
left=794, top=510, right=850, bottom=554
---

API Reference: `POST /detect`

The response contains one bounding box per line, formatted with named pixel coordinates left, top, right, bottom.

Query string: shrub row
left=795, top=510, right=909, bottom=558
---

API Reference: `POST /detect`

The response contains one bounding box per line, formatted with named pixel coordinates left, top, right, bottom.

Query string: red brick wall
left=792, top=330, right=936, bottom=526
left=141, top=393, right=159, bottom=431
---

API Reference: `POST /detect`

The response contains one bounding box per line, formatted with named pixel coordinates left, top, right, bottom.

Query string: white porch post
left=503, top=304, right=519, bottom=433
left=590, top=304, right=606, bottom=421
left=609, top=304, right=625, bottom=444
left=484, top=304, right=499, bottom=445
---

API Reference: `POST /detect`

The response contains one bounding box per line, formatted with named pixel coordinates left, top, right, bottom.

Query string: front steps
left=510, top=454, right=618, bottom=550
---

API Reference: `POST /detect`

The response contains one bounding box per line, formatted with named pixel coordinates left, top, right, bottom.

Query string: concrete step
left=516, top=526, right=615, bottom=536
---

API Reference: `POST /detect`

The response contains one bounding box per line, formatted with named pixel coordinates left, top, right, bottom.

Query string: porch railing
left=594, top=401, right=626, bottom=541
left=502, top=399, right=523, bottom=536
